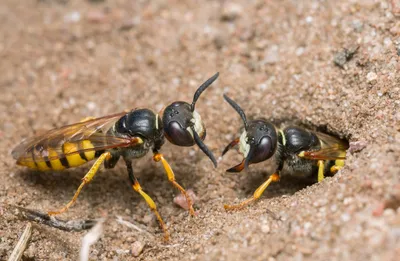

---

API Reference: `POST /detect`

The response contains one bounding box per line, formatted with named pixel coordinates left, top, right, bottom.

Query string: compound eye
left=164, top=121, right=195, bottom=146
left=250, top=136, right=273, bottom=163
left=162, top=101, right=197, bottom=146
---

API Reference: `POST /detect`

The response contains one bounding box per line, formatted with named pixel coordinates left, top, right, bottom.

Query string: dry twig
left=80, top=219, right=105, bottom=261
left=116, top=216, right=155, bottom=239
left=8, top=223, right=32, bottom=261
left=9, top=205, right=96, bottom=231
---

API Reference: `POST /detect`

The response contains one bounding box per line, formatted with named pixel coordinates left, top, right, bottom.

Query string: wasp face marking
left=239, top=130, right=250, bottom=158
left=189, top=110, right=205, bottom=140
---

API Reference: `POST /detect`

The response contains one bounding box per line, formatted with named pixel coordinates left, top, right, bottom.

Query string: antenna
left=223, top=94, right=248, bottom=130
left=191, top=72, right=219, bottom=111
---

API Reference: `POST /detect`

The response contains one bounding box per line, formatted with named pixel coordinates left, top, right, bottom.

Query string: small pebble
left=383, top=208, right=395, bottom=217
left=131, top=241, right=144, bottom=257
left=303, top=222, right=312, bottom=230
left=349, top=140, right=368, bottom=153
left=174, top=189, right=198, bottom=210
left=334, top=46, right=359, bottom=68
left=352, top=19, right=364, bottom=32
left=392, top=0, right=400, bottom=16
left=340, top=213, right=351, bottom=222
left=263, top=45, right=280, bottom=64
left=120, top=17, right=141, bottom=30
left=142, top=214, right=153, bottom=224
left=390, top=21, right=400, bottom=35
left=366, top=72, right=378, bottom=83
left=261, top=224, right=270, bottom=233
left=213, top=34, right=228, bottom=49
left=296, top=47, right=305, bottom=56
left=86, top=40, right=95, bottom=50
left=297, top=245, right=313, bottom=255
left=383, top=37, right=392, bottom=47
left=221, top=3, right=243, bottom=21
left=305, top=16, right=313, bottom=23
left=372, top=203, right=385, bottom=217
left=86, top=101, right=97, bottom=111
left=86, top=10, right=106, bottom=23
left=35, top=57, right=47, bottom=69
left=64, top=11, right=81, bottom=23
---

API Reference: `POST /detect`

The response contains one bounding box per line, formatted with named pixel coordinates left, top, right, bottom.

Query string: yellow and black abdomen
left=16, top=140, right=96, bottom=171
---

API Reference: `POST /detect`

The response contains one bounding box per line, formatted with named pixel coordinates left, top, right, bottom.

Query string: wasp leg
left=330, top=159, right=345, bottom=174
left=48, top=152, right=111, bottom=216
left=224, top=173, right=280, bottom=211
left=317, top=160, right=325, bottom=182
left=126, top=160, right=169, bottom=241
left=153, top=153, right=195, bottom=216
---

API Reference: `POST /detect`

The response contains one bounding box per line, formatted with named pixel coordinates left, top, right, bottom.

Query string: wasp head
left=222, top=94, right=277, bottom=172
left=161, top=73, right=219, bottom=167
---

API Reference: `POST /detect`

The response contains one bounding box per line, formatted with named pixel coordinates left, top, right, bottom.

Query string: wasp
left=12, top=73, right=219, bottom=240
left=221, top=94, right=348, bottom=210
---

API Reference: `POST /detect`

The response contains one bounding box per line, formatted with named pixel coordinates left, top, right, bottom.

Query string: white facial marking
left=239, top=130, right=250, bottom=157
left=279, top=129, right=285, bottom=145
left=155, top=114, right=159, bottom=130
left=186, top=110, right=204, bottom=138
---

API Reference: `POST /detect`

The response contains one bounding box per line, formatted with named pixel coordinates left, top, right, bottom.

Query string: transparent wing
left=301, top=132, right=348, bottom=160
left=12, top=112, right=139, bottom=163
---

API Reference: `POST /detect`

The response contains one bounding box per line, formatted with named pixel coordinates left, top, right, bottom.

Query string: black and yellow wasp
left=12, top=73, right=219, bottom=240
left=221, top=94, right=348, bottom=210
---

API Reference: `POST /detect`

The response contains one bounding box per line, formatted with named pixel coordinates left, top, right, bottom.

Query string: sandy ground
left=1, top=0, right=400, bottom=260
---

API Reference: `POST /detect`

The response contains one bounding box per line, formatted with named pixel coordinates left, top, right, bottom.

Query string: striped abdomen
left=17, top=140, right=96, bottom=171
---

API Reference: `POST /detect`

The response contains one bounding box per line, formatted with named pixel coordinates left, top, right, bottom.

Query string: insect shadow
left=15, top=160, right=181, bottom=217
left=232, top=167, right=316, bottom=201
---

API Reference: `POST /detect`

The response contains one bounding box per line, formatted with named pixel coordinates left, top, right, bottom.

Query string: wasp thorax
left=115, top=109, right=159, bottom=137
left=162, top=101, right=205, bottom=146
left=115, top=109, right=164, bottom=148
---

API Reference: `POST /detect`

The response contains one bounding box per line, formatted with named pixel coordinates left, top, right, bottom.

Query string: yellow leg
left=125, top=160, right=169, bottom=241
left=153, top=153, right=195, bottom=216
left=131, top=179, right=170, bottom=241
left=48, top=152, right=111, bottom=216
left=224, top=173, right=280, bottom=211
left=330, top=159, right=345, bottom=174
left=317, top=160, right=325, bottom=182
